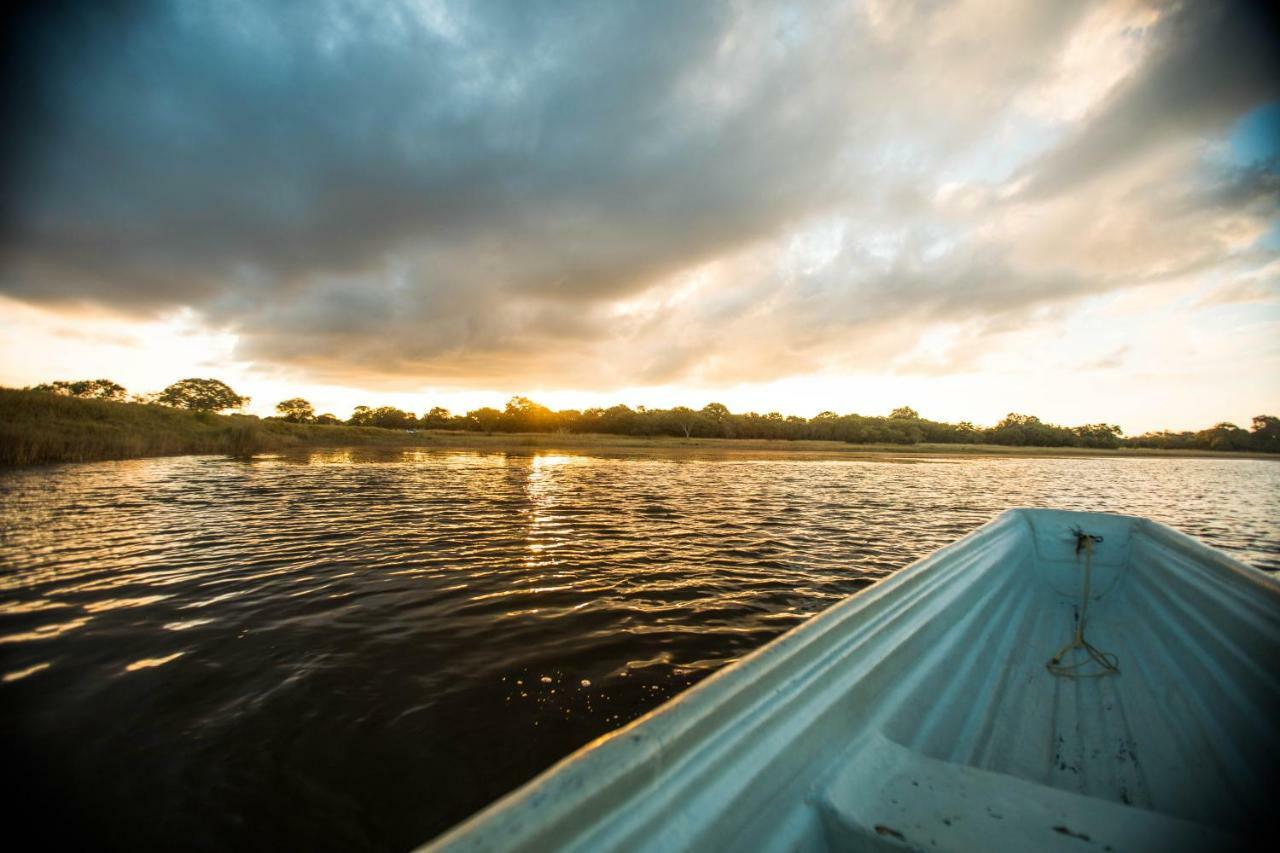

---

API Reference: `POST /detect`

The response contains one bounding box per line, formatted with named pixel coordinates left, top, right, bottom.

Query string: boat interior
left=810, top=509, right=1280, bottom=852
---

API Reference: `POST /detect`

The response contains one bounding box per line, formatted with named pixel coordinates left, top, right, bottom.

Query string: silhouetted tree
left=1126, top=429, right=1194, bottom=450
left=1072, top=423, right=1123, bottom=449
left=665, top=406, right=705, bottom=438
left=598, top=404, right=639, bottom=435
left=1195, top=422, right=1251, bottom=451
left=92, top=380, right=1272, bottom=453
left=30, top=379, right=127, bottom=400
left=326, top=397, right=1271, bottom=452
left=701, top=402, right=732, bottom=437
left=1251, top=415, right=1280, bottom=453
left=503, top=396, right=557, bottom=432
left=986, top=413, right=1074, bottom=447
left=157, top=378, right=248, bottom=412
left=275, top=398, right=315, bottom=423
left=467, top=407, right=502, bottom=433
left=421, top=406, right=453, bottom=429
left=370, top=407, right=415, bottom=429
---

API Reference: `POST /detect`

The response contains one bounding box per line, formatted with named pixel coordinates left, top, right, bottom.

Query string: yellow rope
left=1046, top=535, right=1119, bottom=678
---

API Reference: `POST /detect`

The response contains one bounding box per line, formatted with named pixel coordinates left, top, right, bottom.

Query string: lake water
left=2, top=449, right=1277, bottom=851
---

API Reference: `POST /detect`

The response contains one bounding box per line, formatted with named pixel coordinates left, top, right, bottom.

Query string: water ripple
left=0, top=450, right=1276, bottom=851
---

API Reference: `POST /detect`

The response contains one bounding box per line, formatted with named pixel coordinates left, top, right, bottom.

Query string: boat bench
left=816, top=732, right=1243, bottom=853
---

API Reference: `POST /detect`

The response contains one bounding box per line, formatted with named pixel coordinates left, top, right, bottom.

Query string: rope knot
left=1047, top=526, right=1119, bottom=678
left=1072, top=526, right=1103, bottom=557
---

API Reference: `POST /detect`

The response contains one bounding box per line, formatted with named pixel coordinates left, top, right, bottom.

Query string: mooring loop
left=1047, top=528, right=1119, bottom=678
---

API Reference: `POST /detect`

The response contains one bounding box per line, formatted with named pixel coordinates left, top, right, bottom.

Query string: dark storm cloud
left=1016, top=0, right=1280, bottom=199
left=1, top=0, right=1277, bottom=387
left=2, top=0, right=844, bottom=302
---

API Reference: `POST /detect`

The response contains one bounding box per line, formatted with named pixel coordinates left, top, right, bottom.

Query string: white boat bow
left=421, top=508, right=1280, bottom=852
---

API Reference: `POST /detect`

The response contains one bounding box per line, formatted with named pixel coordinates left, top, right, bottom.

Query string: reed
left=3, top=389, right=1269, bottom=466
left=0, top=389, right=426, bottom=465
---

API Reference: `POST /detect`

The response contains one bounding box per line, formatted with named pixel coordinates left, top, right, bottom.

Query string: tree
left=366, top=406, right=416, bottom=429
left=503, top=396, right=556, bottom=432
left=597, top=404, right=639, bottom=434
left=700, top=402, right=733, bottom=437
left=348, top=405, right=414, bottom=429
left=314, top=413, right=341, bottom=425
left=1072, top=423, right=1122, bottom=449
left=157, top=378, right=248, bottom=412
left=701, top=402, right=731, bottom=422
left=275, top=398, right=315, bottom=423
left=467, top=407, right=503, bottom=433
left=665, top=406, right=704, bottom=438
left=889, top=406, right=919, bottom=420
left=30, top=379, right=127, bottom=400
left=30, top=381, right=72, bottom=395
left=1195, top=422, right=1251, bottom=452
left=1250, top=415, right=1280, bottom=453
left=985, top=413, right=1074, bottom=447
left=421, top=406, right=453, bottom=429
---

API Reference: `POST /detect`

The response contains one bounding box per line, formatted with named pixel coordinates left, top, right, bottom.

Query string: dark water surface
left=2, top=449, right=1277, bottom=850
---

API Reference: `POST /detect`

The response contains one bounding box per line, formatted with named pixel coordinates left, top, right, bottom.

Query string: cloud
left=1081, top=345, right=1131, bottom=371
left=1, top=0, right=1277, bottom=391
left=1013, top=0, right=1280, bottom=200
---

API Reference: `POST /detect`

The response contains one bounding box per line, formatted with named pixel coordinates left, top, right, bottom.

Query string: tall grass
left=2, top=388, right=1261, bottom=466
left=0, top=389, right=432, bottom=465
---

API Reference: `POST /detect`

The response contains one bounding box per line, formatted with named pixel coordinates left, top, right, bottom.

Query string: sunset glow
left=2, top=1, right=1277, bottom=433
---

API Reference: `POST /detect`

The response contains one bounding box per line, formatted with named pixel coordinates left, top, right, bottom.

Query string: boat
left=421, top=508, right=1280, bottom=852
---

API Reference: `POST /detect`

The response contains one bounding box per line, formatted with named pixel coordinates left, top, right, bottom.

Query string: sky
left=1, top=0, right=1277, bottom=433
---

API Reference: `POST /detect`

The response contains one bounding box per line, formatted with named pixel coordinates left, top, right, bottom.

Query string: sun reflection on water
left=0, top=449, right=1274, bottom=851
left=123, top=651, right=185, bottom=672
left=2, top=662, right=51, bottom=682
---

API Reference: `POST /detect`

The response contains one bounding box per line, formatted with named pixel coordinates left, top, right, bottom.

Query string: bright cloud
left=1, top=0, right=1277, bottom=431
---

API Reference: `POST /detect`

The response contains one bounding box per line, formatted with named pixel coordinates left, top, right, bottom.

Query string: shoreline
left=3, top=389, right=1275, bottom=466
left=318, top=431, right=1280, bottom=461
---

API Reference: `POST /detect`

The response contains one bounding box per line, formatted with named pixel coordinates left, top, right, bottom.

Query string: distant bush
left=28, top=378, right=128, bottom=400
left=157, top=378, right=249, bottom=412
left=4, top=386, right=1276, bottom=465
left=0, top=389, right=433, bottom=465
left=439, top=398, right=1277, bottom=454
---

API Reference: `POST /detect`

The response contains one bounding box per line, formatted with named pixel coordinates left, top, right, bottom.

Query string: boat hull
left=421, top=509, right=1280, bottom=852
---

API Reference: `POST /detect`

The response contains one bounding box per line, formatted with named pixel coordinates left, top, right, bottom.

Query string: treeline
left=24, top=379, right=1280, bottom=454
left=290, top=397, right=1280, bottom=454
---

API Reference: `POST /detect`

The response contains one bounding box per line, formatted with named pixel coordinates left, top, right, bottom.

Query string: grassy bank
left=2, top=389, right=1274, bottom=466
left=0, top=389, right=434, bottom=465
left=402, top=431, right=1278, bottom=460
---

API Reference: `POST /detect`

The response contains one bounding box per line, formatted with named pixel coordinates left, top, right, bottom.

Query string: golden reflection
left=308, top=448, right=359, bottom=466
left=83, top=594, right=170, bottom=613
left=162, top=618, right=214, bottom=631
left=205, top=565, right=298, bottom=586
left=300, top=447, right=518, bottom=467
left=54, top=566, right=216, bottom=594
left=530, top=453, right=586, bottom=469
left=0, top=599, right=69, bottom=615
left=2, top=662, right=52, bottom=682
left=469, top=584, right=572, bottom=603
left=286, top=582, right=335, bottom=598
left=435, top=451, right=515, bottom=467
left=520, top=452, right=593, bottom=573
left=181, top=589, right=249, bottom=609
left=123, top=651, right=185, bottom=672
left=0, top=617, right=92, bottom=644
